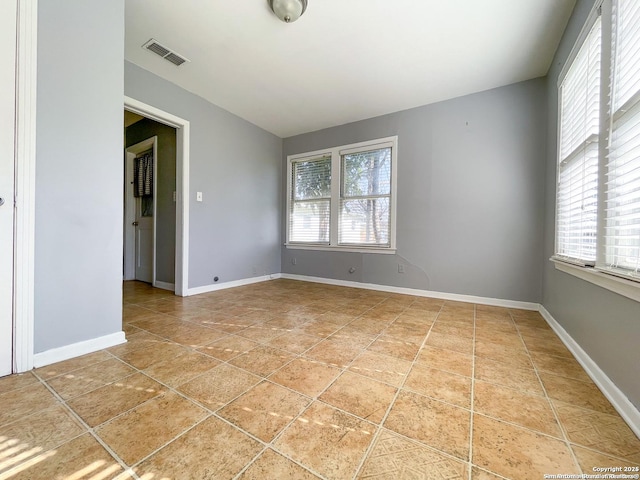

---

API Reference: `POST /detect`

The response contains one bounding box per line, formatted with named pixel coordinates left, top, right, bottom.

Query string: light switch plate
left=196, top=192, right=203, bottom=202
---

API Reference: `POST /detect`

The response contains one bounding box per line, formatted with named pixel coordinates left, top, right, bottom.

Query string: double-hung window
left=554, top=0, right=640, bottom=298
left=287, top=137, right=397, bottom=252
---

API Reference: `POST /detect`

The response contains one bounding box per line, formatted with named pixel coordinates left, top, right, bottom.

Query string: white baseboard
left=539, top=306, right=640, bottom=438
left=33, top=331, right=126, bottom=368
left=279, top=273, right=539, bottom=310
left=186, top=274, right=280, bottom=296
left=153, top=281, right=175, bottom=292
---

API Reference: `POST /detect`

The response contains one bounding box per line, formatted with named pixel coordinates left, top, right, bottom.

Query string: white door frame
left=13, top=0, right=38, bottom=373
left=124, top=97, right=189, bottom=296
left=124, top=136, right=158, bottom=286
left=1, top=0, right=18, bottom=377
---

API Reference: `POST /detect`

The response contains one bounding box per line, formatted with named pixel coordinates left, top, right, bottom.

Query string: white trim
left=339, top=139, right=395, bottom=156
left=279, top=273, right=539, bottom=310
left=124, top=97, right=189, bottom=296
left=33, top=332, right=126, bottom=368
left=552, top=258, right=640, bottom=303
left=13, top=0, right=37, bottom=373
left=154, top=281, right=175, bottom=292
left=285, top=244, right=397, bottom=255
left=152, top=140, right=158, bottom=287
left=539, top=305, right=640, bottom=438
left=176, top=121, right=189, bottom=297
left=186, top=274, right=278, bottom=296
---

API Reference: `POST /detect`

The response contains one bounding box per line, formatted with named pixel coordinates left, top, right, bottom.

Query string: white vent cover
left=142, top=39, right=189, bottom=66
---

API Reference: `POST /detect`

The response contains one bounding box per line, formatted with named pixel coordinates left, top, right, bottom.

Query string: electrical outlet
left=291, top=257, right=297, bottom=265
left=398, top=264, right=405, bottom=273
left=172, top=191, right=176, bottom=202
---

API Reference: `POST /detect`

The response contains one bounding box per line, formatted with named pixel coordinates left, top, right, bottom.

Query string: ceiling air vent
left=142, top=39, right=189, bottom=67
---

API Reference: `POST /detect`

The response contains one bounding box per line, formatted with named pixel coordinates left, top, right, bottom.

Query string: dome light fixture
left=268, top=0, right=307, bottom=23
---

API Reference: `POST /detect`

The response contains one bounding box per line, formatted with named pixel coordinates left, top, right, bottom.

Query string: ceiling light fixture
left=268, top=0, right=307, bottom=23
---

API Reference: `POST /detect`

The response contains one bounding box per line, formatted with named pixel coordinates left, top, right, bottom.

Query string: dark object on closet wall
left=134, top=151, right=153, bottom=197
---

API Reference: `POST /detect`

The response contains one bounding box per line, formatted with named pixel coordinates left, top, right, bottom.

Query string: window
left=555, top=16, right=601, bottom=265
left=554, top=0, right=640, bottom=296
left=287, top=137, right=397, bottom=252
left=603, top=0, right=640, bottom=280
left=290, top=155, right=331, bottom=244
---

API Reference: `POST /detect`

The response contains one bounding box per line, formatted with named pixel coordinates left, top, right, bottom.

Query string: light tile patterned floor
left=0, top=279, right=639, bottom=479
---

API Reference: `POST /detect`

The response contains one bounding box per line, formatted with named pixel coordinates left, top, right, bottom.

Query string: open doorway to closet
left=124, top=110, right=177, bottom=291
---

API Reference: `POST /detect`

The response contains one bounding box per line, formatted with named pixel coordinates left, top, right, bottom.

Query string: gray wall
left=126, top=118, right=177, bottom=284
left=542, top=0, right=640, bottom=409
left=124, top=62, right=282, bottom=289
left=35, top=0, right=124, bottom=352
left=282, top=79, right=547, bottom=303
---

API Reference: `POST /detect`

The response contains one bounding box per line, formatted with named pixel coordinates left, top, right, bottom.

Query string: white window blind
left=602, top=0, right=640, bottom=279
left=339, top=146, right=392, bottom=246
left=289, top=155, right=332, bottom=244
left=556, top=17, right=602, bottom=265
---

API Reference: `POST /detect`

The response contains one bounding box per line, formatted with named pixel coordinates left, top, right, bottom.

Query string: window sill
left=551, top=258, right=640, bottom=303
left=285, top=244, right=397, bottom=255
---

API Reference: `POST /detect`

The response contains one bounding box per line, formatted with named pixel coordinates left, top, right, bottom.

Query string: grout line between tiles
left=32, top=373, right=141, bottom=480
left=352, top=298, right=446, bottom=479
left=126, top=415, right=212, bottom=471
left=82, top=358, right=270, bottom=473
left=514, top=309, right=585, bottom=475
left=472, top=465, right=512, bottom=479
left=467, top=304, right=477, bottom=480
left=239, top=299, right=396, bottom=480
left=111, top=317, right=384, bottom=479
left=33, top=341, right=262, bottom=475
left=33, top=356, right=144, bottom=403
left=230, top=445, right=271, bottom=480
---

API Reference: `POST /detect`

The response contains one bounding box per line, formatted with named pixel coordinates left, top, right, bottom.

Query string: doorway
left=123, top=98, right=190, bottom=296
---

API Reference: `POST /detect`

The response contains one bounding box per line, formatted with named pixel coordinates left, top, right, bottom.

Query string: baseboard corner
left=186, top=274, right=277, bottom=296
left=33, top=331, right=126, bottom=368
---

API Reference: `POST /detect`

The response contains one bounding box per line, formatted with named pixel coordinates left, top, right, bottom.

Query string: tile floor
left=1, top=279, right=639, bottom=479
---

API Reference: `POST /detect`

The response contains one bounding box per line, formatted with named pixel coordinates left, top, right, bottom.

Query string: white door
left=135, top=196, right=153, bottom=283
left=0, top=0, right=18, bottom=377
left=124, top=137, right=157, bottom=285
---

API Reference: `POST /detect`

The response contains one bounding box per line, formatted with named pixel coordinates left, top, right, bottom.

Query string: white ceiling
left=125, top=0, right=575, bottom=138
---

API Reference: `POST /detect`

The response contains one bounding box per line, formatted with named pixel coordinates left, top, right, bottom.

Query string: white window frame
left=553, top=11, right=602, bottom=267
left=552, top=0, right=640, bottom=304
left=286, top=136, right=398, bottom=254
